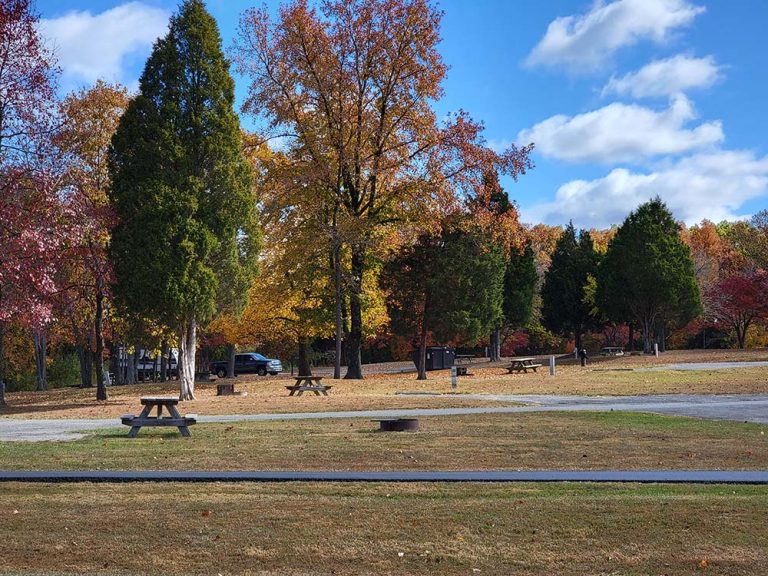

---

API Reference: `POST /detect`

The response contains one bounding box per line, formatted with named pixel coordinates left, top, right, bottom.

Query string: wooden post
left=549, top=355, right=556, bottom=376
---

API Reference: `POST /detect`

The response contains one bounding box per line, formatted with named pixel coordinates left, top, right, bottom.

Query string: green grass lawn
left=2, top=411, right=766, bottom=471
left=0, top=481, right=766, bottom=575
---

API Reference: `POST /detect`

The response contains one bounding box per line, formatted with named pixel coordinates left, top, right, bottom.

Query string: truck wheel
left=257, top=366, right=267, bottom=376
left=216, top=368, right=226, bottom=379
left=269, top=371, right=278, bottom=376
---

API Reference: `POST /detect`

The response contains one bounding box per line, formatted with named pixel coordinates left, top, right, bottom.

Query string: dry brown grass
left=0, top=481, right=766, bottom=575
left=2, top=349, right=767, bottom=420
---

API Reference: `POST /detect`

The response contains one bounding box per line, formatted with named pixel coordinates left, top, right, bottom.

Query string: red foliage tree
left=704, top=270, right=768, bottom=349
left=0, top=172, right=71, bottom=402
left=0, top=0, right=60, bottom=404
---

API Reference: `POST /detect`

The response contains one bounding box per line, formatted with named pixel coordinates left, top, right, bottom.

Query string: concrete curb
left=2, top=469, right=767, bottom=484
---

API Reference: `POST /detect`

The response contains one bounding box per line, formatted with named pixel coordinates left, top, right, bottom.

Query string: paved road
left=1, top=393, right=767, bottom=442
left=2, top=469, right=767, bottom=484
left=641, top=361, right=768, bottom=371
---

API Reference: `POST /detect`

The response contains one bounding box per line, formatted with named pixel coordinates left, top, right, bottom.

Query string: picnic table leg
left=127, top=425, right=142, bottom=438
left=166, top=405, right=183, bottom=419
left=137, top=405, right=153, bottom=419
left=177, top=426, right=191, bottom=438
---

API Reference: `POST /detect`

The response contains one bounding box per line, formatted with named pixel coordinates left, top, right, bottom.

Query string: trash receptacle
left=412, top=346, right=455, bottom=371
left=442, top=347, right=455, bottom=369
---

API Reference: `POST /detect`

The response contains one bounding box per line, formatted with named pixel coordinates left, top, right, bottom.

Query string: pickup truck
left=209, top=352, right=283, bottom=378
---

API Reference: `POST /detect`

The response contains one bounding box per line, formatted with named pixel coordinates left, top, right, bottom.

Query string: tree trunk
left=94, top=290, right=108, bottom=401
left=657, top=323, right=666, bottom=353
left=126, top=349, right=136, bottom=385
left=641, top=318, right=654, bottom=354
left=574, top=328, right=582, bottom=354
left=736, top=320, right=749, bottom=349
left=77, top=345, right=92, bottom=388
left=417, top=319, right=428, bottom=381
left=33, top=328, right=47, bottom=392
left=226, top=343, right=236, bottom=378
left=0, top=320, right=6, bottom=406
left=416, top=290, right=431, bottom=380
left=108, top=340, right=118, bottom=385
left=179, top=317, right=197, bottom=400
left=489, top=328, right=501, bottom=362
left=333, top=239, right=343, bottom=380
left=344, top=245, right=364, bottom=379
left=168, top=346, right=176, bottom=380
left=297, top=335, right=312, bottom=376
left=160, top=341, right=168, bottom=382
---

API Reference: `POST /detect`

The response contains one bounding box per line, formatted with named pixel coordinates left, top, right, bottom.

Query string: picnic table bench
left=121, top=396, right=196, bottom=437
left=506, top=357, right=542, bottom=374
left=286, top=375, right=332, bottom=396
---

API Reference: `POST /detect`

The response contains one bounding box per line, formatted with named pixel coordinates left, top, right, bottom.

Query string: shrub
left=47, top=352, right=81, bottom=388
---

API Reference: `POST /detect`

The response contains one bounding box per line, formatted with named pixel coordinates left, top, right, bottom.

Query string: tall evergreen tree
left=383, top=227, right=505, bottom=380
left=541, top=223, right=599, bottom=351
left=109, top=0, right=258, bottom=400
left=504, top=242, right=537, bottom=328
left=597, top=198, right=701, bottom=353
left=489, top=241, right=537, bottom=362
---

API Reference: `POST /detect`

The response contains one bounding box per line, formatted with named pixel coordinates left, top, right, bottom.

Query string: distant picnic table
left=121, top=396, right=196, bottom=437
left=600, top=347, right=625, bottom=356
left=455, top=354, right=475, bottom=364
left=506, top=357, right=542, bottom=374
left=286, top=375, right=332, bottom=396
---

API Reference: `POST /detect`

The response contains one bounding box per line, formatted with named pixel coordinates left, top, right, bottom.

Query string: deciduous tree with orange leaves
left=55, top=81, right=130, bottom=400
left=234, top=0, right=532, bottom=378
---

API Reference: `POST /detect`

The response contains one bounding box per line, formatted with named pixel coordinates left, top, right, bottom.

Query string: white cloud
left=521, top=150, right=768, bottom=228
left=602, top=54, right=721, bottom=98
left=517, top=95, right=722, bottom=164
left=41, top=2, right=170, bottom=88
left=526, top=0, right=705, bottom=72
left=487, top=138, right=515, bottom=154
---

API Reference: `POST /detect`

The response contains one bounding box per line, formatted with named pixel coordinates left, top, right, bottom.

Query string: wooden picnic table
left=286, top=375, right=332, bottom=396
left=600, top=347, right=625, bottom=356
left=506, top=357, right=542, bottom=374
left=121, top=396, right=196, bottom=437
left=455, top=354, right=475, bottom=364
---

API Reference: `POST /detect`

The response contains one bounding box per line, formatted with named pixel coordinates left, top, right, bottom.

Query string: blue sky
left=35, top=0, right=768, bottom=229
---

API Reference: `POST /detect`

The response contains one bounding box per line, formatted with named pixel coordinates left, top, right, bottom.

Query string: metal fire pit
left=374, top=418, right=419, bottom=432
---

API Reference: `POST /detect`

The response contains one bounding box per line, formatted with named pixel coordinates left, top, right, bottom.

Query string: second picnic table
left=506, top=357, right=542, bottom=373
left=286, top=375, right=332, bottom=396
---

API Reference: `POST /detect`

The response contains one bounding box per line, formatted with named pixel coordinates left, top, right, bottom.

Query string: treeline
left=1, top=0, right=766, bottom=404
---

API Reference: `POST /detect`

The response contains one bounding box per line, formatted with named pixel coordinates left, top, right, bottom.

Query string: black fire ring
left=374, top=418, right=419, bottom=432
